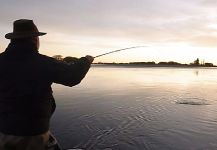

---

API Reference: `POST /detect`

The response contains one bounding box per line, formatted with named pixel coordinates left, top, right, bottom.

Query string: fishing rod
left=94, top=46, right=148, bottom=58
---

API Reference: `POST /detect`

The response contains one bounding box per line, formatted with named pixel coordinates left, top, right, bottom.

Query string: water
left=50, top=66, right=217, bottom=150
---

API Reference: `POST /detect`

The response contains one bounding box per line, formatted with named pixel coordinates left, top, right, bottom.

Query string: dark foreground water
left=51, top=66, right=217, bottom=150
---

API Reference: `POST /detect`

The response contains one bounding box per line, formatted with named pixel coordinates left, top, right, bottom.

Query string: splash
left=175, top=97, right=209, bottom=105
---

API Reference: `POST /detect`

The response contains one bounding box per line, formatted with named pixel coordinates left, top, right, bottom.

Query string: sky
left=0, top=0, right=217, bottom=64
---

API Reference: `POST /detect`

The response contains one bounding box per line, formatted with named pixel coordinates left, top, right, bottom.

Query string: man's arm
left=50, top=55, right=94, bottom=87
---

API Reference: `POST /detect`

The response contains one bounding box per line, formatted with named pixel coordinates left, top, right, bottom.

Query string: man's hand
left=85, top=55, right=94, bottom=63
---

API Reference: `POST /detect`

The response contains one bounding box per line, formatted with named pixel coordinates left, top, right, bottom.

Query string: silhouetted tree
left=53, top=55, right=63, bottom=60
left=158, top=62, right=168, bottom=65
left=204, top=63, right=213, bottom=67
left=167, top=61, right=181, bottom=65
left=129, top=61, right=155, bottom=65
left=194, top=58, right=200, bottom=66
left=146, top=61, right=156, bottom=65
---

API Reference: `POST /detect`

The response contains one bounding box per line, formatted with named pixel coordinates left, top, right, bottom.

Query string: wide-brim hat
left=5, top=19, right=46, bottom=39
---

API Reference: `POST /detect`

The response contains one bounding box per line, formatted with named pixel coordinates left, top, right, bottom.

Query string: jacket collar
left=5, top=41, right=38, bottom=56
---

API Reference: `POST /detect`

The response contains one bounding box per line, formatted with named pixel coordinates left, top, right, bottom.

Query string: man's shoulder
left=37, top=54, right=58, bottom=63
left=0, top=52, right=6, bottom=60
left=36, top=53, right=66, bottom=66
left=0, top=51, right=6, bottom=56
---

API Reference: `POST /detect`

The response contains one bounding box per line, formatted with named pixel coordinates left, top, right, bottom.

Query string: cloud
left=200, top=0, right=217, bottom=6
left=1, top=0, right=217, bottom=49
left=188, top=35, right=217, bottom=47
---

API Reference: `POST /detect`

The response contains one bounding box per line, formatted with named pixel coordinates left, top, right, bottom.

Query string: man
left=0, top=19, right=94, bottom=150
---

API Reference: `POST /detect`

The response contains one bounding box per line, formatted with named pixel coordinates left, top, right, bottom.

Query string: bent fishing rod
left=94, top=46, right=148, bottom=58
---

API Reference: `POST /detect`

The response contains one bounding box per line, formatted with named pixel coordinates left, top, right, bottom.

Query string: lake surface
left=51, top=65, right=217, bottom=150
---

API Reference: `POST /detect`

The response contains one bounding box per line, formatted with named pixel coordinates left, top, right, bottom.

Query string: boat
left=47, top=134, right=83, bottom=150
left=47, top=133, right=62, bottom=150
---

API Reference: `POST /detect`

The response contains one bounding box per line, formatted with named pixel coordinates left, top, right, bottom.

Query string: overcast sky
left=1, top=0, right=217, bottom=63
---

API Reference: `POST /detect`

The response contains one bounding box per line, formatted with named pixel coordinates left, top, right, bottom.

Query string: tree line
left=53, top=55, right=214, bottom=67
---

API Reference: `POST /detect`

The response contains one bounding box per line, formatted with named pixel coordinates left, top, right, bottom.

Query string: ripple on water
left=175, top=97, right=210, bottom=105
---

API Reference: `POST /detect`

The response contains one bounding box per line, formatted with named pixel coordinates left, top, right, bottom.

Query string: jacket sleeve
left=50, top=57, right=91, bottom=87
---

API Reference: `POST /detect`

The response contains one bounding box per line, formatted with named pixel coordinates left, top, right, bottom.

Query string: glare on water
left=51, top=66, right=217, bottom=150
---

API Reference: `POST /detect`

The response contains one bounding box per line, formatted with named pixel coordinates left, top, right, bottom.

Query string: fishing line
left=94, top=46, right=148, bottom=58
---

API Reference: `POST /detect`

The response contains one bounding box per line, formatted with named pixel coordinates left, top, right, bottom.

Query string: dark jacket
left=0, top=41, right=91, bottom=136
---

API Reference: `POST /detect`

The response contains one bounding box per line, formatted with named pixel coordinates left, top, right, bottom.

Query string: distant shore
left=92, top=63, right=216, bottom=68
left=52, top=56, right=216, bottom=68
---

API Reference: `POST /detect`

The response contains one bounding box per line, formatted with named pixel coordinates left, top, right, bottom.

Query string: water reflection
left=51, top=66, right=217, bottom=150
left=194, top=70, right=199, bottom=76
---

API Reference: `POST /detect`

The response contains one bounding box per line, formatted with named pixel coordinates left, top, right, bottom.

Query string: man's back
left=0, top=41, right=91, bottom=136
left=0, top=42, right=57, bottom=136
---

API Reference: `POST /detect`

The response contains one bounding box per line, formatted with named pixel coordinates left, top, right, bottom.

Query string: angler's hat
left=5, top=19, right=46, bottom=39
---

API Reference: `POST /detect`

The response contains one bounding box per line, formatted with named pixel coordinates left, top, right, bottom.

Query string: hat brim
left=5, top=32, right=47, bottom=39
